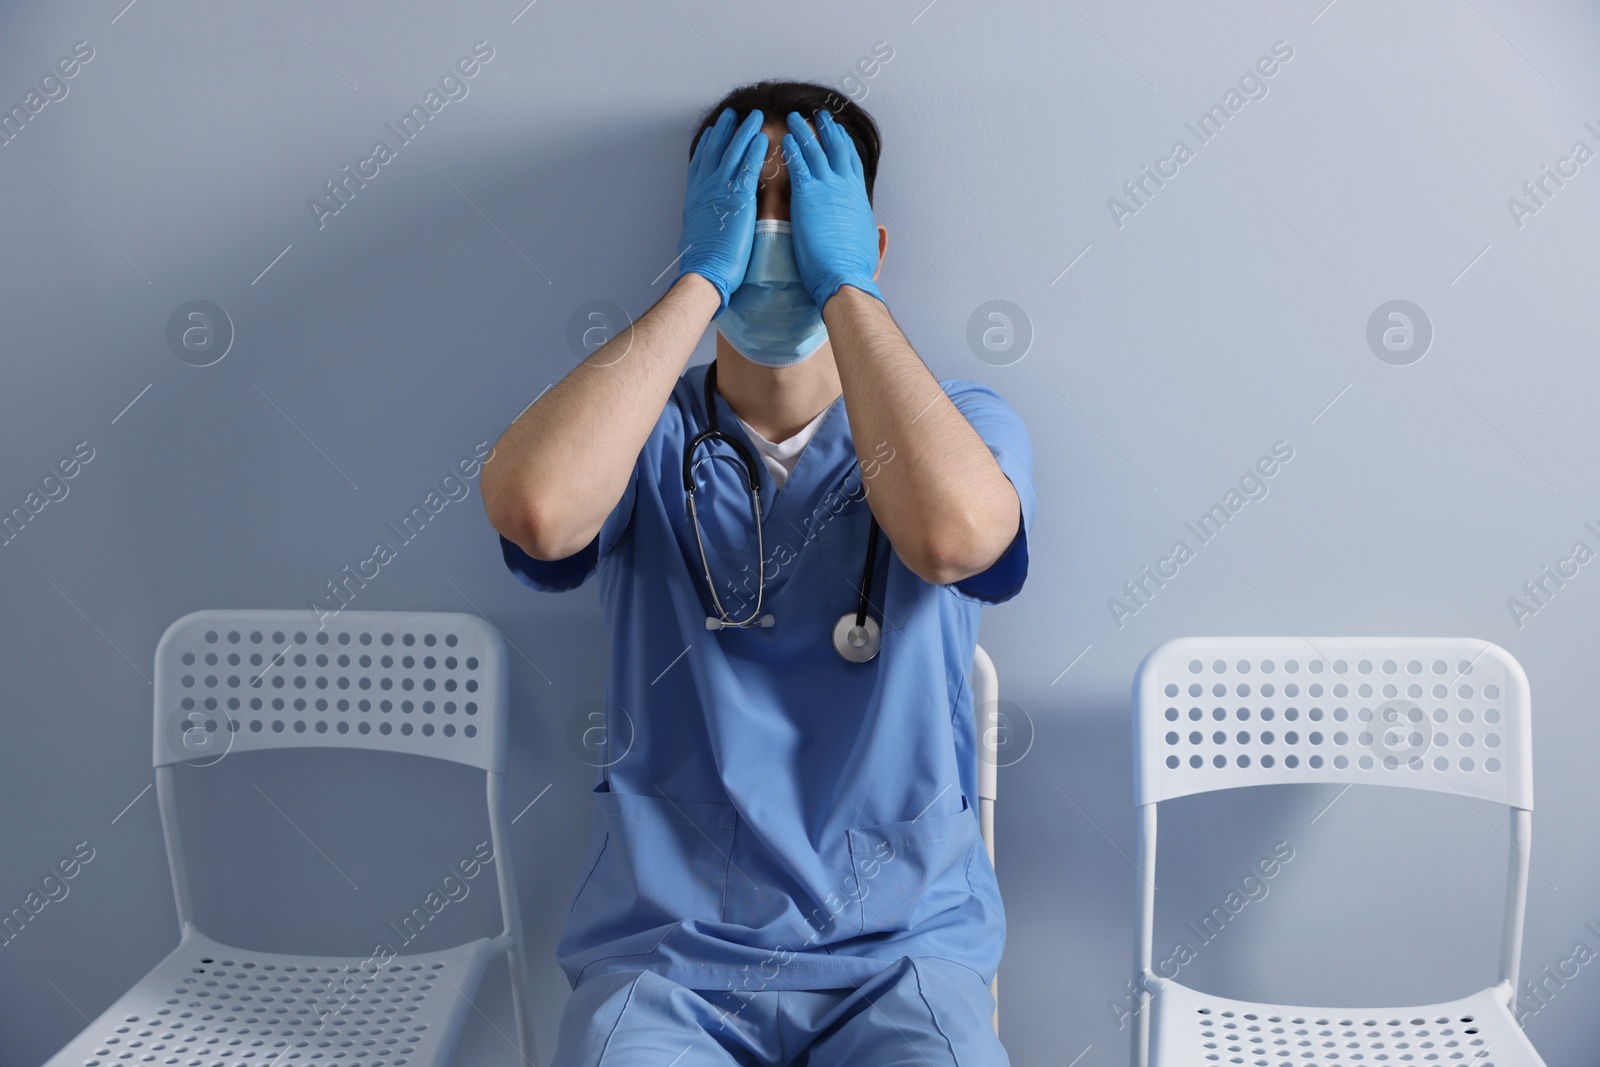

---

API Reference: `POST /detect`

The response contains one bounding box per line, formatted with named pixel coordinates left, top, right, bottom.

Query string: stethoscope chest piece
left=832, top=612, right=881, bottom=663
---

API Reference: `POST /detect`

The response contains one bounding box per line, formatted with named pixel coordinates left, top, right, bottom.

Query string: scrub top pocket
left=566, top=782, right=737, bottom=942
left=845, top=794, right=979, bottom=937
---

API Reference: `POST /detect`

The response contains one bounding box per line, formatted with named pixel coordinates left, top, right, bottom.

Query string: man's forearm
left=483, top=272, right=721, bottom=559
left=822, top=286, right=1020, bottom=584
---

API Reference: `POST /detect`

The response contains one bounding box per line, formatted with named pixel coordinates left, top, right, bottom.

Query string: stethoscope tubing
left=685, top=362, right=882, bottom=660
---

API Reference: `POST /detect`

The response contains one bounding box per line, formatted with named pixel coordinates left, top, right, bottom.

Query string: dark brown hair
left=688, top=80, right=882, bottom=205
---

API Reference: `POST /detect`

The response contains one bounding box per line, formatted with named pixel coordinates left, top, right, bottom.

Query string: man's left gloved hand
left=781, top=108, right=883, bottom=311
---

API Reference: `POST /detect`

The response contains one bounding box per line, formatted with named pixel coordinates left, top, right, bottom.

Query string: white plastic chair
left=44, top=609, right=538, bottom=1067
left=1130, top=636, right=1547, bottom=1067
left=971, top=643, right=1001, bottom=1037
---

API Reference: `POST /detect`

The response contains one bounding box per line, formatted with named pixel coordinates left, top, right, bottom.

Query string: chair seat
left=1148, top=978, right=1547, bottom=1066
left=45, top=926, right=501, bottom=1067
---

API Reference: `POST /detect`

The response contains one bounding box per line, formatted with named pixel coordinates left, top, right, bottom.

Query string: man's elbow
left=920, top=538, right=992, bottom=587
left=921, top=501, right=1020, bottom=587
left=486, top=492, right=587, bottom=563
left=912, top=526, right=987, bottom=587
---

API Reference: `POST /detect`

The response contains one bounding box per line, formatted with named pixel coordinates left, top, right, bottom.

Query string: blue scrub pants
left=549, top=956, right=1010, bottom=1066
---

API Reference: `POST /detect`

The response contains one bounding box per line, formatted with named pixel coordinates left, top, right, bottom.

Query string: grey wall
left=3, top=1, right=1599, bottom=1064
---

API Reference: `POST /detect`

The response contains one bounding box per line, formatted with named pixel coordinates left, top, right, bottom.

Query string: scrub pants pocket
left=566, top=782, right=738, bottom=943
left=845, top=794, right=979, bottom=936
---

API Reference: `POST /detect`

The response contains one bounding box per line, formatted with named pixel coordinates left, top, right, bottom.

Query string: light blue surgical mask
left=716, top=220, right=828, bottom=368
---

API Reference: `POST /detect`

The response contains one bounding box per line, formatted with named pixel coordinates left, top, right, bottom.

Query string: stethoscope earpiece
left=689, top=363, right=882, bottom=663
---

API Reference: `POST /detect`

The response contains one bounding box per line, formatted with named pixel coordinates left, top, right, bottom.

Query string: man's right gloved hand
left=673, top=107, right=769, bottom=318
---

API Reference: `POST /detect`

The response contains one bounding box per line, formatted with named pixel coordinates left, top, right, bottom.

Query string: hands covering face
left=675, top=107, right=769, bottom=317
left=779, top=108, right=883, bottom=310
left=675, top=106, right=882, bottom=317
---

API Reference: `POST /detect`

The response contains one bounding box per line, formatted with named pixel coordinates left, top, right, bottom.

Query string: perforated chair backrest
left=1133, top=636, right=1532, bottom=809
left=153, top=609, right=510, bottom=773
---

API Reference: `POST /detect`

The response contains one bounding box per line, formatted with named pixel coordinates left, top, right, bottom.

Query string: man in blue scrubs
left=483, top=81, right=1035, bottom=1066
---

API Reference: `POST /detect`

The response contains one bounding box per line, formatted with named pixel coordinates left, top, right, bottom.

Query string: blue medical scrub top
left=499, top=360, right=1036, bottom=993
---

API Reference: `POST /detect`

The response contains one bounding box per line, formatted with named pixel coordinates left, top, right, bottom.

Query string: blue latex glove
left=781, top=108, right=883, bottom=309
left=673, top=107, right=769, bottom=317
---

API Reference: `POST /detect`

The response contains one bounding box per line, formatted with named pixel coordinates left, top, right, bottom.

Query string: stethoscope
left=683, top=362, right=884, bottom=663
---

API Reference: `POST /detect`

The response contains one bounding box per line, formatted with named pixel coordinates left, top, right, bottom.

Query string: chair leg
left=506, top=944, right=539, bottom=1067
left=1132, top=978, right=1151, bottom=1067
